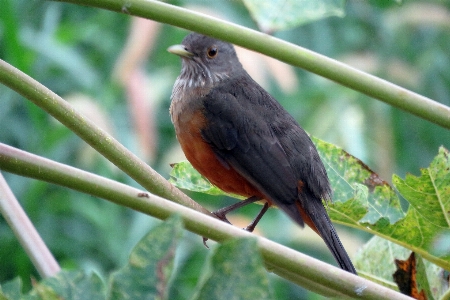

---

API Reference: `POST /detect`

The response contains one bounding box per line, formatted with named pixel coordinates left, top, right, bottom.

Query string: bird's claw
left=212, top=211, right=232, bottom=225
left=202, top=237, right=210, bottom=249
left=201, top=211, right=234, bottom=249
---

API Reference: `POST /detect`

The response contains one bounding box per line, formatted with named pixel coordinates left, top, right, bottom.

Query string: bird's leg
left=244, top=202, right=270, bottom=232
left=212, top=196, right=261, bottom=223
left=203, top=196, right=261, bottom=248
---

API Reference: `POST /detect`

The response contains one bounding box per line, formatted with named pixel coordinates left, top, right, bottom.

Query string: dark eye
left=207, top=46, right=218, bottom=58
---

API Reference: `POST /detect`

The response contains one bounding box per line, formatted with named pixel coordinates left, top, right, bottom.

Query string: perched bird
left=168, top=33, right=356, bottom=274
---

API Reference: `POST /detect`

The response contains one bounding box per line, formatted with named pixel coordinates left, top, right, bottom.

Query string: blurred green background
left=1, top=0, right=449, bottom=299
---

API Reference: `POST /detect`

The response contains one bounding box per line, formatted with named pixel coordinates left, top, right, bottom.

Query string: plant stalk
left=54, top=0, right=450, bottom=130
left=0, top=173, right=61, bottom=278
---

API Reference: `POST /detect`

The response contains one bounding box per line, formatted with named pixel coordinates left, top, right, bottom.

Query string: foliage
left=0, top=216, right=272, bottom=300
left=1, top=0, right=450, bottom=299
left=170, top=142, right=450, bottom=288
left=242, top=0, right=346, bottom=32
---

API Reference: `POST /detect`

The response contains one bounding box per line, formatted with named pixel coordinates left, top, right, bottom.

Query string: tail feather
left=292, top=192, right=357, bottom=274
left=307, top=198, right=356, bottom=274
left=319, top=212, right=356, bottom=274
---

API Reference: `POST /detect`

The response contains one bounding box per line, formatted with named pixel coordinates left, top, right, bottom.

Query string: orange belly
left=174, top=110, right=264, bottom=199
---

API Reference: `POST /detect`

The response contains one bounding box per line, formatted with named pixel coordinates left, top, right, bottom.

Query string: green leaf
left=354, top=236, right=443, bottom=300
left=193, top=238, right=271, bottom=300
left=368, top=204, right=448, bottom=265
left=169, top=161, right=244, bottom=199
left=0, top=278, right=22, bottom=300
left=394, top=147, right=450, bottom=228
left=431, top=230, right=450, bottom=257
left=326, top=144, right=450, bottom=270
left=313, top=136, right=404, bottom=225
left=35, top=271, right=105, bottom=300
left=0, top=272, right=105, bottom=300
left=108, top=215, right=182, bottom=300
left=242, top=0, right=346, bottom=32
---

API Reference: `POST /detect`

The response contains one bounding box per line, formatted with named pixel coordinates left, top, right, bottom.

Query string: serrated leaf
left=368, top=204, right=448, bottom=266
left=242, top=0, right=346, bottom=32
left=108, top=215, right=182, bottom=300
left=193, top=238, right=271, bottom=300
left=394, top=147, right=450, bottom=228
left=313, top=136, right=404, bottom=225
left=341, top=146, right=449, bottom=270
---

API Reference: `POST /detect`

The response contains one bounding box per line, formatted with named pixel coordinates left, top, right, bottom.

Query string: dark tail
left=301, top=195, right=357, bottom=274
left=319, top=212, right=357, bottom=274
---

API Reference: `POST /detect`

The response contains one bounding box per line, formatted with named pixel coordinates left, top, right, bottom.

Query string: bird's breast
left=170, top=86, right=263, bottom=199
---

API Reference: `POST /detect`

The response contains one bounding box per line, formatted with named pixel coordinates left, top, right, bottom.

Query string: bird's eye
left=207, top=46, right=218, bottom=58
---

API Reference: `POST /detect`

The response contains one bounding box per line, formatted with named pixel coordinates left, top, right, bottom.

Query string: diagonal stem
left=53, top=0, right=450, bottom=130
left=0, top=172, right=60, bottom=278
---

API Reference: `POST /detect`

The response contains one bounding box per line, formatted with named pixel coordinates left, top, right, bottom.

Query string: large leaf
left=169, top=141, right=450, bottom=270
left=314, top=136, right=404, bottom=225
left=108, top=215, right=182, bottom=300
left=242, top=0, right=346, bottom=32
left=193, top=238, right=271, bottom=300
left=354, top=236, right=443, bottom=300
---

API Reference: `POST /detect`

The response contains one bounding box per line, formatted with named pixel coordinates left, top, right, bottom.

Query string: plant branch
left=0, top=172, right=60, bottom=278
left=54, top=0, right=450, bottom=130
left=0, top=59, right=213, bottom=218
left=0, top=144, right=413, bottom=300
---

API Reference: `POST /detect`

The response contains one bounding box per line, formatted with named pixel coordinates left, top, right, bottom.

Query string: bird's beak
left=167, top=45, right=194, bottom=58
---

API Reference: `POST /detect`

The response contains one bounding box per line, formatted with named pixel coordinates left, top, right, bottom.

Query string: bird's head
left=168, top=33, right=243, bottom=88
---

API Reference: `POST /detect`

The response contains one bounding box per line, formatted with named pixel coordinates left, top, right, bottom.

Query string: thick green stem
left=55, top=0, right=450, bottom=130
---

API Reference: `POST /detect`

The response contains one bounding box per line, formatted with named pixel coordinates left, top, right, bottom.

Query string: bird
left=168, top=32, right=356, bottom=274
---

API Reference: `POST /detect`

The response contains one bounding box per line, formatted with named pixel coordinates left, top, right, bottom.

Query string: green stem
left=0, top=59, right=213, bottom=218
left=0, top=173, right=61, bottom=278
left=0, top=144, right=413, bottom=300
left=55, top=0, right=450, bottom=130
